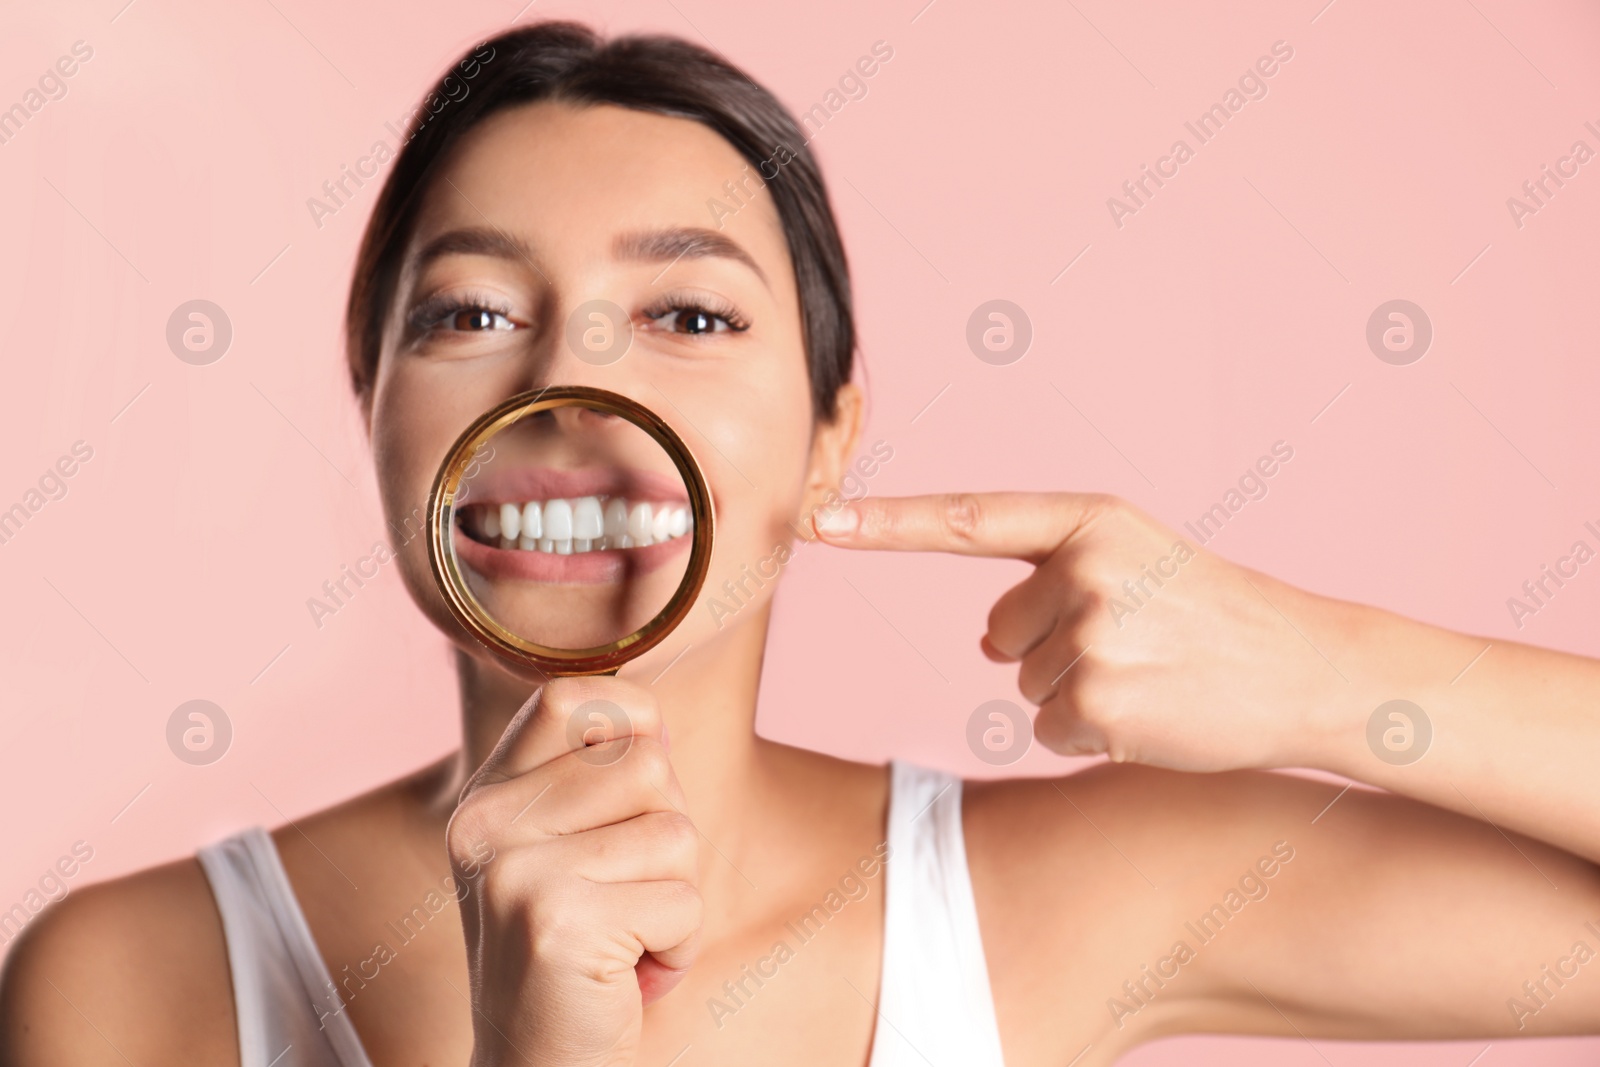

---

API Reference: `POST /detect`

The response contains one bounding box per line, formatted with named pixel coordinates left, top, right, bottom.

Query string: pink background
left=3, top=0, right=1598, bottom=1062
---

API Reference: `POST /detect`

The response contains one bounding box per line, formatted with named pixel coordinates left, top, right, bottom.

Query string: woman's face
left=366, top=101, right=858, bottom=673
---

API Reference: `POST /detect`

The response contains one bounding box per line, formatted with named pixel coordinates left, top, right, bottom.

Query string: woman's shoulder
left=0, top=757, right=456, bottom=1066
left=0, top=851, right=238, bottom=1066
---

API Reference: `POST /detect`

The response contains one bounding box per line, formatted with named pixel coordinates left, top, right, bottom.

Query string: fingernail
left=816, top=505, right=858, bottom=536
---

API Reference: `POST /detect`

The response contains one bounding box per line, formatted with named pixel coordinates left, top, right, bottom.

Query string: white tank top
left=197, top=760, right=1006, bottom=1066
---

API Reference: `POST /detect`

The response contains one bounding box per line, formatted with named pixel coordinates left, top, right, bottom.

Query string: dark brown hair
left=345, top=21, right=855, bottom=420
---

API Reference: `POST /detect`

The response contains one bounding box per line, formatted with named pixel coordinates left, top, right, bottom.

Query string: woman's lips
left=452, top=521, right=690, bottom=585
left=460, top=465, right=686, bottom=506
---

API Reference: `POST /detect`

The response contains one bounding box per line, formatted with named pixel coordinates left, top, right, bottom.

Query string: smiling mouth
left=458, top=495, right=692, bottom=554
left=450, top=462, right=695, bottom=586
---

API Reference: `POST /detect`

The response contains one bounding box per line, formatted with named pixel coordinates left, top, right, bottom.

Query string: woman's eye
left=441, top=307, right=515, bottom=332
left=405, top=294, right=521, bottom=339
left=649, top=304, right=745, bottom=335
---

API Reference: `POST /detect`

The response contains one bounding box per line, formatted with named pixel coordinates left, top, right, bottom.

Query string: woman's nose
left=561, top=298, right=634, bottom=369
left=519, top=296, right=640, bottom=393
left=544, top=404, right=624, bottom=435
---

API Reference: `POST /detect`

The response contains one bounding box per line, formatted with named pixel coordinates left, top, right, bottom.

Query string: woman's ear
left=799, top=382, right=865, bottom=526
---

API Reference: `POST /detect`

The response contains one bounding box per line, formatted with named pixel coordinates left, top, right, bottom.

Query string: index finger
left=810, top=492, right=1106, bottom=563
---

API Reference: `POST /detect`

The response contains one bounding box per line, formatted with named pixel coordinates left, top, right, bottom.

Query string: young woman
left=4, top=22, right=1599, bottom=1067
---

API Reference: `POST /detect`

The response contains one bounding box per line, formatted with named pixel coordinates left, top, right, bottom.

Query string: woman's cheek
left=368, top=384, right=474, bottom=646
left=688, top=444, right=814, bottom=636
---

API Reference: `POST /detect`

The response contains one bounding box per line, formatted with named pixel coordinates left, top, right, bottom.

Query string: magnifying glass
left=426, top=386, right=714, bottom=677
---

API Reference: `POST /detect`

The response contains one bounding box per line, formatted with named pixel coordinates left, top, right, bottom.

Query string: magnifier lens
left=445, top=400, right=696, bottom=654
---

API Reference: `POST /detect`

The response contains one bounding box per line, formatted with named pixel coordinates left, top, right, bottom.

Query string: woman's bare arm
left=1304, top=604, right=1600, bottom=865
left=969, top=765, right=1600, bottom=1064
left=818, top=492, right=1600, bottom=864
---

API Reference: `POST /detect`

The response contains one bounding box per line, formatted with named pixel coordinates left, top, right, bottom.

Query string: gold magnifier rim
left=426, top=385, right=714, bottom=676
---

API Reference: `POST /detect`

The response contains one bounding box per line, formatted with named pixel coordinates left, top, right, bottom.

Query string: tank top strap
left=869, top=760, right=1007, bottom=1066
left=197, top=827, right=372, bottom=1067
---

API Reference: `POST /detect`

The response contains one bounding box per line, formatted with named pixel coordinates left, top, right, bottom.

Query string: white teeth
left=603, top=498, right=629, bottom=540
left=628, top=502, right=654, bottom=547
left=543, top=499, right=574, bottom=541
left=573, top=496, right=603, bottom=540
left=473, top=497, right=690, bottom=554
left=499, top=502, right=521, bottom=542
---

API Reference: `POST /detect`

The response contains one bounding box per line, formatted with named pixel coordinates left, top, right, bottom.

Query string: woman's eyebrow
left=412, top=226, right=541, bottom=275
left=409, top=224, right=770, bottom=290
left=613, top=227, right=770, bottom=290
